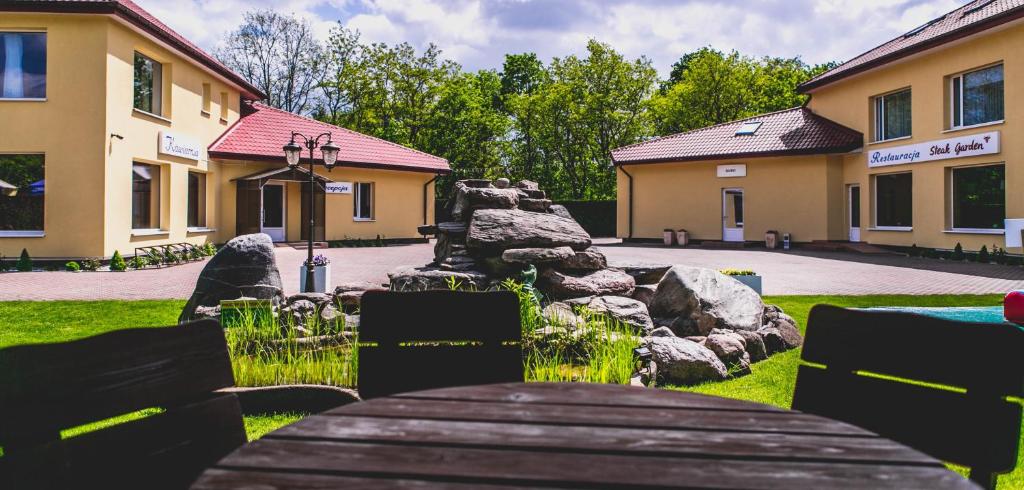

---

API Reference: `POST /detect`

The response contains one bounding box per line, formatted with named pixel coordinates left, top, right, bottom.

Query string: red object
left=1004, top=290, right=1024, bottom=324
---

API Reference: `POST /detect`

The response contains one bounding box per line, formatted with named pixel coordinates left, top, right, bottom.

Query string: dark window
left=0, top=154, right=44, bottom=231
left=952, top=65, right=1003, bottom=127
left=0, top=32, right=46, bottom=99
left=134, top=52, right=162, bottom=114
left=850, top=186, right=861, bottom=228
left=132, top=163, right=159, bottom=229
left=874, top=89, right=911, bottom=141
left=354, top=182, right=373, bottom=220
left=187, top=172, right=205, bottom=227
left=952, top=164, right=1004, bottom=229
left=875, top=172, right=912, bottom=227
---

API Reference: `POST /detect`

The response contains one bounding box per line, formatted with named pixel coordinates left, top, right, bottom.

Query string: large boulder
left=502, top=246, right=576, bottom=265
left=645, top=336, right=728, bottom=386
left=388, top=266, right=488, bottom=291
left=631, top=284, right=657, bottom=306
left=614, top=263, right=672, bottom=285
left=467, top=209, right=591, bottom=254
left=558, top=247, right=607, bottom=271
left=759, top=318, right=803, bottom=355
left=549, top=204, right=574, bottom=221
left=179, top=234, right=285, bottom=323
left=451, top=183, right=520, bottom=221
left=537, top=268, right=635, bottom=300
left=542, top=302, right=585, bottom=329
left=649, top=266, right=764, bottom=336
left=566, top=295, right=653, bottom=334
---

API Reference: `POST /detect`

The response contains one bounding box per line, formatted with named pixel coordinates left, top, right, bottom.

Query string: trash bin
left=765, top=230, right=778, bottom=249
left=783, top=233, right=792, bottom=250
left=663, top=229, right=676, bottom=246
left=675, top=229, right=689, bottom=247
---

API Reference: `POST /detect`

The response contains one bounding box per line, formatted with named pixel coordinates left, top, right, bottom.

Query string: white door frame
left=722, top=188, right=744, bottom=242
left=848, top=184, right=861, bottom=242
left=260, top=180, right=286, bottom=242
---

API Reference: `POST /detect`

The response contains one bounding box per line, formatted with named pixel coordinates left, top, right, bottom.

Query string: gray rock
left=632, top=284, right=657, bottom=306
left=615, top=263, right=672, bottom=285
left=542, top=302, right=584, bottom=329
left=537, top=267, right=635, bottom=300
left=759, top=318, right=803, bottom=355
left=192, top=305, right=221, bottom=322
left=735, top=329, right=768, bottom=362
left=462, top=179, right=494, bottom=188
left=549, top=204, right=573, bottom=221
left=516, top=179, right=540, bottom=190
left=319, top=303, right=343, bottom=326
left=451, top=182, right=520, bottom=221
left=683, top=336, right=707, bottom=344
left=289, top=292, right=331, bottom=307
left=559, top=247, right=607, bottom=271
left=649, top=266, right=764, bottom=336
left=467, top=209, right=591, bottom=254
left=519, top=188, right=547, bottom=199
left=706, top=332, right=746, bottom=363
left=388, top=266, right=488, bottom=291
left=179, top=233, right=285, bottom=323
left=519, top=198, right=552, bottom=213
left=502, top=246, right=576, bottom=265
left=494, top=177, right=511, bottom=189
left=568, top=295, right=653, bottom=334
left=645, top=336, right=728, bottom=386
left=650, top=326, right=676, bottom=337
left=286, top=299, right=318, bottom=326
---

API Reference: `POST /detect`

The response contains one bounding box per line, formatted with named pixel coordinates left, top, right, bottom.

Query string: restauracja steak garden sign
left=868, top=131, right=1000, bottom=168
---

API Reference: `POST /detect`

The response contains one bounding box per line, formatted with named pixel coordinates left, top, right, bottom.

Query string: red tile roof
left=0, top=0, right=265, bottom=99
left=801, top=0, right=1024, bottom=92
left=611, top=107, right=862, bottom=165
left=209, top=103, right=451, bottom=174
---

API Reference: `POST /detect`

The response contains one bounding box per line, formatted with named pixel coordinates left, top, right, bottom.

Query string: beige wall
left=808, top=20, right=1024, bottom=250
left=617, top=155, right=841, bottom=242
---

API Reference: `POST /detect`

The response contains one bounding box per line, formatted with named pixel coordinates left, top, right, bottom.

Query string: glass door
left=849, top=185, right=861, bottom=242
left=722, top=188, right=744, bottom=242
left=261, top=182, right=286, bottom=242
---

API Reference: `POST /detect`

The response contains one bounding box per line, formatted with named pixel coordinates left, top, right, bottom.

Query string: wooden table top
left=192, top=382, right=977, bottom=489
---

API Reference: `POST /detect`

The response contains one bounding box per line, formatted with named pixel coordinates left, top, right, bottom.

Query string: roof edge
left=612, top=144, right=863, bottom=166
left=208, top=151, right=453, bottom=175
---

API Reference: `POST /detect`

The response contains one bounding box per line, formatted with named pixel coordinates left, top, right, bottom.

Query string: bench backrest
left=358, top=290, right=523, bottom=399
left=793, top=304, right=1024, bottom=489
left=0, top=319, right=244, bottom=490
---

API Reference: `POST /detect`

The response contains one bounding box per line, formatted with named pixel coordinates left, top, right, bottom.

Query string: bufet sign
left=325, top=182, right=353, bottom=194
left=158, top=131, right=202, bottom=161
left=868, top=131, right=999, bottom=168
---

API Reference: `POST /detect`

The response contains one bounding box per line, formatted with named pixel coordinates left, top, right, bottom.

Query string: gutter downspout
left=618, top=165, right=634, bottom=240
left=423, top=175, right=439, bottom=225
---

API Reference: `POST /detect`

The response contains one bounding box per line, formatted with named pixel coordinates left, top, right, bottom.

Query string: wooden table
left=192, top=382, right=978, bottom=489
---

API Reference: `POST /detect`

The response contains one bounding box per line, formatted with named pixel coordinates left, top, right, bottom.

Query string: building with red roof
left=0, top=0, right=449, bottom=259
left=614, top=0, right=1023, bottom=252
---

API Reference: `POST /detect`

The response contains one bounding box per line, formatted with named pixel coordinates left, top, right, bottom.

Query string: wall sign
left=325, top=182, right=353, bottom=194
left=868, top=131, right=1000, bottom=168
left=158, top=131, right=202, bottom=161
left=717, top=164, right=746, bottom=178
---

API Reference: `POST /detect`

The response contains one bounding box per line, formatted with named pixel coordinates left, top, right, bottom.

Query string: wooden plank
left=393, top=382, right=786, bottom=412
left=359, top=346, right=523, bottom=400
left=192, top=469, right=544, bottom=489
left=0, top=319, right=233, bottom=438
left=267, top=415, right=935, bottom=465
left=359, top=291, right=521, bottom=343
left=210, top=438, right=976, bottom=489
left=327, top=397, right=875, bottom=436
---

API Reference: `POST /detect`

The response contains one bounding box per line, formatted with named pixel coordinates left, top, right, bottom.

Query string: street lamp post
left=283, top=132, right=340, bottom=293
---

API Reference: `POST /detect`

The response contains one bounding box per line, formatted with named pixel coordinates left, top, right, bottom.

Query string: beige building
left=0, top=0, right=448, bottom=260
left=614, top=0, right=1023, bottom=252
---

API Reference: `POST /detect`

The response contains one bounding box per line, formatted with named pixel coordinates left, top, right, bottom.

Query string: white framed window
left=354, top=182, right=374, bottom=220
left=0, top=154, right=44, bottom=235
left=1, top=32, right=46, bottom=99
left=873, top=172, right=912, bottom=229
left=950, top=64, right=1003, bottom=128
left=133, top=52, right=163, bottom=115
left=187, top=171, right=207, bottom=228
left=873, top=89, right=911, bottom=141
left=132, top=162, right=161, bottom=230
left=950, top=163, right=1004, bottom=231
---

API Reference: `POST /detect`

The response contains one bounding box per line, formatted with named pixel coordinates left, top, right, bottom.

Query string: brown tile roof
left=611, top=107, right=863, bottom=165
left=209, top=102, right=451, bottom=174
left=0, top=0, right=266, bottom=100
left=801, top=0, right=1024, bottom=92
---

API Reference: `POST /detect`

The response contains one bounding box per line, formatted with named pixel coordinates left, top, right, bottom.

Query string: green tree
left=110, top=250, right=127, bottom=272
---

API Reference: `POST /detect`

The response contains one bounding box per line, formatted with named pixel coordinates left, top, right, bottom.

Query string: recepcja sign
left=868, top=131, right=999, bottom=168
left=325, top=182, right=353, bottom=194
left=158, top=131, right=202, bottom=161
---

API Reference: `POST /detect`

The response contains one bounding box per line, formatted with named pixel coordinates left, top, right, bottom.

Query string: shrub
left=65, top=261, right=81, bottom=272
left=977, top=245, right=990, bottom=263
left=163, top=247, right=179, bottom=264
left=16, top=248, right=32, bottom=272
left=951, top=243, right=965, bottom=261
left=189, top=247, right=204, bottom=260
left=720, top=269, right=756, bottom=276
left=908, top=244, right=920, bottom=257
left=994, top=246, right=1009, bottom=265
left=110, top=250, right=127, bottom=271
left=81, top=258, right=101, bottom=271
left=129, top=255, right=148, bottom=269
left=146, top=249, right=162, bottom=266
left=203, top=243, right=217, bottom=256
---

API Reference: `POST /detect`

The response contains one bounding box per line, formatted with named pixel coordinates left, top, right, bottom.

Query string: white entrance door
left=261, top=182, right=286, bottom=242
left=849, top=184, right=861, bottom=242
left=722, top=188, right=744, bottom=242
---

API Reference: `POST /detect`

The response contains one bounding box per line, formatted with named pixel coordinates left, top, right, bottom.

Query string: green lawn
left=0, top=295, right=1019, bottom=487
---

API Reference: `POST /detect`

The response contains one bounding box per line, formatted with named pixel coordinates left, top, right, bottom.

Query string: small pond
left=860, top=306, right=1009, bottom=324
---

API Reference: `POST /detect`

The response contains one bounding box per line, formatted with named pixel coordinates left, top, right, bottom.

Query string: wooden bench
left=794, top=304, right=1024, bottom=489
left=358, top=290, right=523, bottom=399
left=0, top=319, right=245, bottom=490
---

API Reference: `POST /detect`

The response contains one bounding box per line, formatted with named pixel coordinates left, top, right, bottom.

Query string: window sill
left=868, top=135, right=912, bottom=146
left=132, top=108, right=172, bottom=124
left=187, top=227, right=216, bottom=233
left=943, top=228, right=1005, bottom=235
left=219, top=118, right=230, bottom=124
left=0, top=98, right=46, bottom=102
left=131, top=229, right=170, bottom=237
left=942, top=120, right=1004, bottom=133
left=0, top=231, right=45, bottom=238
left=353, top=218, right=376, bottom=222
left=200, top=110, right=211, bottom=117
left=868, top=226, right=913, bottom=232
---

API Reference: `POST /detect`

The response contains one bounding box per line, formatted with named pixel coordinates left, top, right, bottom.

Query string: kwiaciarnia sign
left=868, top=130, right=999, bottom=168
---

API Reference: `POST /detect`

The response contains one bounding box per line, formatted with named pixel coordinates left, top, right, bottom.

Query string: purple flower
left=306, top=254, right=330, bottom=267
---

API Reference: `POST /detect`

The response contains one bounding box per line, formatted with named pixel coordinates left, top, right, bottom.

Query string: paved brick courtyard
left=1, top=239, right=1023, bottom=301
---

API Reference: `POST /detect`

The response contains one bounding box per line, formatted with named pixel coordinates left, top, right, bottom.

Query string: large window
left=187, top=172, right=206, bottom=228
left=0, top=154, right=44, bottom=232
left=873, top=89, right=911, bottom=141
left=875, top=172, right=912, bottom=228
left=952, top=164, right=1004, bottom=230
left=132, top=163, right=160, bottom=230
left=951, top=64, right=1003, bottom=128
left=354, top=182, right=374, bottom=220
left=133, top=52, right=163, bottom=115
left=0, top=32, right=46, bottom=99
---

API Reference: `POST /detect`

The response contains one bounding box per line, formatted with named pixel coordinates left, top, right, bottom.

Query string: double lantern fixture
left=282, top=132, right=340, bottom=293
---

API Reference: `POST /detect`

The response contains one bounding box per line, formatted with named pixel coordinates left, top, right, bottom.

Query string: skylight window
left=735, top=121, right=762, bottom=136
left=904, top=15, right=945, bottom=37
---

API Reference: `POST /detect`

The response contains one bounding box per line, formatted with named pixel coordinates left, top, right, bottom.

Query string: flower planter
left=299, top=264, right=331, bottom=293
left=765, top=231, right=779, bottom=249
left=675, top=230, right=689, bottom=247
left=663, top=230, right=676, bottom=246
left=732, top=274, right=762, bottom=295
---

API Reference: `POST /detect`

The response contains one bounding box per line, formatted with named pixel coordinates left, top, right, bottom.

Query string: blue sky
left=137, top=0, right=968, bottom=76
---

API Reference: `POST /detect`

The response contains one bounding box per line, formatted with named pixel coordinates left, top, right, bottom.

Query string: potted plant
left=720, top=269, right=762, bottom=295
left=675, top=229, right=689, bottom=247
left=299, top=254, right=332, bottom=293
left=663, top=228, right=676, bottom=246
